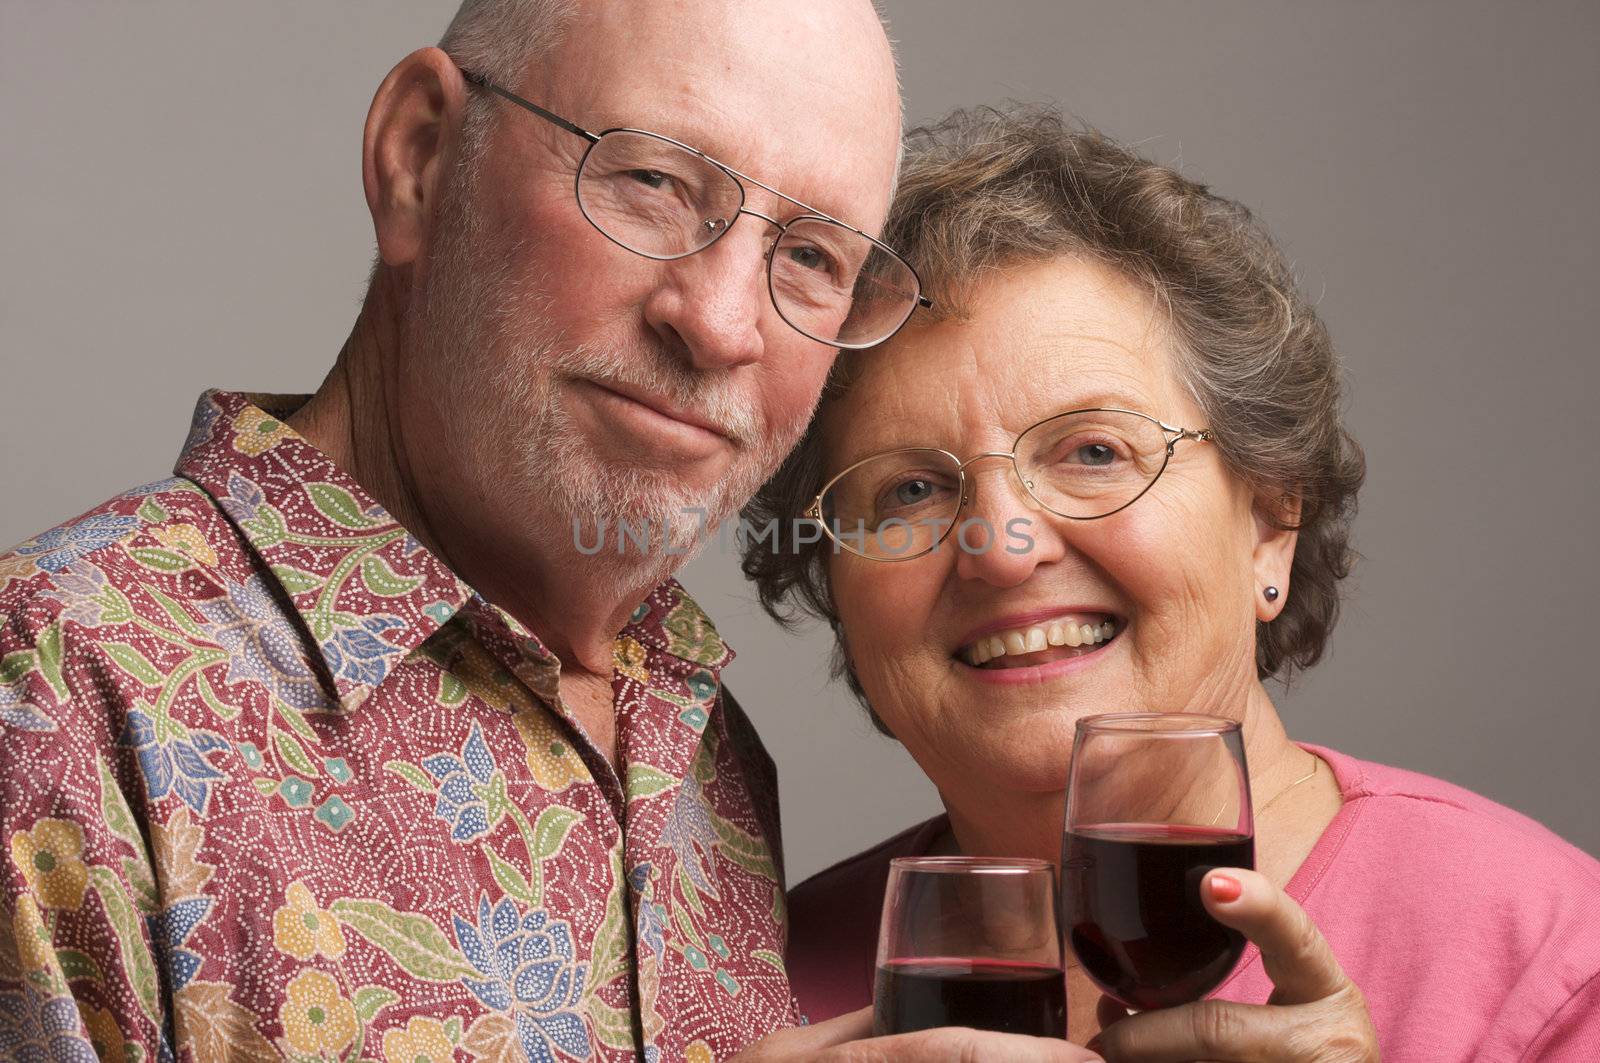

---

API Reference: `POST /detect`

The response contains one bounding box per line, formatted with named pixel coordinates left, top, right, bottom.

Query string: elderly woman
left=743, top=108, right=1600, bottom=1059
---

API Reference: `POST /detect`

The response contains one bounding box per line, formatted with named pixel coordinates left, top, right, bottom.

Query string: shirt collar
left=175, top=390, right=473, bottom=707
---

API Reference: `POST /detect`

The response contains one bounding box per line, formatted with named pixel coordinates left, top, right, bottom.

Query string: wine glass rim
left=1075, top=711, right=1241, bottom=736
left=888, top=856, right=1053, bottom=875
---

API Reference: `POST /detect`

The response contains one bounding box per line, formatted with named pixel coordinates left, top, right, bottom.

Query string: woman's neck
left=939, top=684, right=1338, bottom=882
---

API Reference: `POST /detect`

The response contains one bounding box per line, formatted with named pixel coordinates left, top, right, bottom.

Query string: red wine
left=873, top=957, right=1067, bottom=1037
left=1064, top=824, right=1253, bottom=1010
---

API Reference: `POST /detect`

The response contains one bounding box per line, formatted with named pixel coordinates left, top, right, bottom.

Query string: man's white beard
left=414, top=157, right=816, bottom=607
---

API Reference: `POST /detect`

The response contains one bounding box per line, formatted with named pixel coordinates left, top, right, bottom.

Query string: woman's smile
left=958, top=613, right=1121, bottom=670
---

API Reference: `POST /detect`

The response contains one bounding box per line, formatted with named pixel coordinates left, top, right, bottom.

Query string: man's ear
left=1253, top=491, right=1300, bottom=622
left=363, top=47, right=469, bottom=268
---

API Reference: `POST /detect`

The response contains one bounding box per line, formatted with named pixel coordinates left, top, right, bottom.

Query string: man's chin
left=508, top=410, right=788, bottom=569
left=539, top=468, right=727, bottom=551
left=589, top=444, right=738, bottom=491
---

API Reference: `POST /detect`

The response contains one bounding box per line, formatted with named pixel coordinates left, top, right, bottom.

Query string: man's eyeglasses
left=458, top=67, right=931, bottom=349
left=808, top=408, right=1214, bottom=561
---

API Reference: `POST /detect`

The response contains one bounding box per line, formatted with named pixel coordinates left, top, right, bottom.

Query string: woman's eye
left=874, top=476, right=945, bottom=515
left=1074, top=443, right=1117, bottom=466
left=894, top=479, right=935, bottom=505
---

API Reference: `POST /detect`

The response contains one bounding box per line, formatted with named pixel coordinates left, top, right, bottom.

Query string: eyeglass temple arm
left=457, top=67, right=600, bottom=144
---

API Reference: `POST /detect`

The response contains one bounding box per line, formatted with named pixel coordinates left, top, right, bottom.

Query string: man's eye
left=784, top=245, right=833, bottom=273
left=626, top=169, right=672, bottom=190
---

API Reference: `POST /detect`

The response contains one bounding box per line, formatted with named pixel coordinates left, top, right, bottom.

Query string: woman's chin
left=911, top=714, right=1082, bottom=801
left=945, top=746, right=1075, bottom=801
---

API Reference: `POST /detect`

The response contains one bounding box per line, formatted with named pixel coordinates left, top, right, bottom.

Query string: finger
left=854, top=1027, right=1104, bottom=1062
left=735, top=1007, right=874, bottom=1058
left=1089, top=997, right=1313, bottom=1062
left=805, top=1006, right=875, bottom=1045
left=1202, top=867, right=1347, bottom=1005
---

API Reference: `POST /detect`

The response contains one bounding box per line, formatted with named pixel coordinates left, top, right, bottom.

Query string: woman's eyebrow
left=1033, top=390, right=1154, bottom=413
left=830, top=392, right=1158, bottom=468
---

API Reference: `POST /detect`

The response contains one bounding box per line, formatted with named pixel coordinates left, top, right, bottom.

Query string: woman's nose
left=951, top=461, right=1066, bottom=587
left=641, top=218, right=773, bottom=371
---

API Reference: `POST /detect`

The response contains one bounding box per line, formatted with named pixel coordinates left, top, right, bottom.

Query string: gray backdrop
left=3, top=2, right=1596, bottom=878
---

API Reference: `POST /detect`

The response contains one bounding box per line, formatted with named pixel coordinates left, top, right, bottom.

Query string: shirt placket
left=615, top=651, right=726, bottom=1059
left=461, top=599, right=655, bottom=1058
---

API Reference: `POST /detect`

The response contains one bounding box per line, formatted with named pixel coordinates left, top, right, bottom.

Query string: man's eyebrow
left=571, top=94, right=879, bottom=231
left=655, top=126, right=870, bottom=227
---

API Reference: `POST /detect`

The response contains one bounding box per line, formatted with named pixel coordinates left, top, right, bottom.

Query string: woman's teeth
left=962, top=618, right=1118, bottom=667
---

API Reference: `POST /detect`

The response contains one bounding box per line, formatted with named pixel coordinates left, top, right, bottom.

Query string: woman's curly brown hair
left=742, top=106, right=1365, bottom=715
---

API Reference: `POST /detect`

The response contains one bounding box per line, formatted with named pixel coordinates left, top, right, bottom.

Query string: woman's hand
left=733, top=1006, right=1105, bottom=1061
left=1090, top=868, right=1378, bottom=1062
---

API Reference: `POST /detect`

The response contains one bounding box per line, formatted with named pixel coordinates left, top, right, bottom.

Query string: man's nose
left=641, top=214, right=775, bottom=371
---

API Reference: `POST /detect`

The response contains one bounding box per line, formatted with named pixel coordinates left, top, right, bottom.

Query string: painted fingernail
left=1208, top=872, right=1243, bottom=903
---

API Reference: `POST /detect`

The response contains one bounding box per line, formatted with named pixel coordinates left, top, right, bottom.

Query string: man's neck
left=286, top=274, right=657, bottom=684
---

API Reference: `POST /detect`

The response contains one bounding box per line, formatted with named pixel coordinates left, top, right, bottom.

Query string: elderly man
left=0, top=0, right=975, bottom=1058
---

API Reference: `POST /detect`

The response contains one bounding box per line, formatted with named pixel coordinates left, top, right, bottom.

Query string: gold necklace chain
left=1257, top=752, right=1320, bottom=818
left=1208, top=750, right=1319, bottom=826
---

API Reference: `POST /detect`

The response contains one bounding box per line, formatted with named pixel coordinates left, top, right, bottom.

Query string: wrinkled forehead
left=819, top=259, right=1195, bottom=468
left=534, top=0, right=902, bottom=231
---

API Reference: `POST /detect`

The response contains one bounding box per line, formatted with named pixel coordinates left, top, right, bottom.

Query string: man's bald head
left=442, top=0, right=902, bottom=179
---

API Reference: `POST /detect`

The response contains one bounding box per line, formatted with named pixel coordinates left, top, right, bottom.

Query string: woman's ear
left=362, top=47, right=469, bottom=269
left=1253, top=491, right=1300, bottom=622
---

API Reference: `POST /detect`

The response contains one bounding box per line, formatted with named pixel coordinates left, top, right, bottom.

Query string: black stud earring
left=1263, top=586, right=1280, bottom=602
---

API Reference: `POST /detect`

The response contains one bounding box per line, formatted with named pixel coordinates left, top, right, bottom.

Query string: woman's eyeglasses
left=808, top=408, right=1213, bottom=561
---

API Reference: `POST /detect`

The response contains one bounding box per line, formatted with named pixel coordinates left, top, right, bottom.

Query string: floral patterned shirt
left=1, top=390, right=795, bottom=1063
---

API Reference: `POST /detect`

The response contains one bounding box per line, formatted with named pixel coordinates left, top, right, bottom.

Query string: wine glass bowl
left=873, top=856, right=1067, bottom=1037
left=1062, top=713, right=1255, bottom=1011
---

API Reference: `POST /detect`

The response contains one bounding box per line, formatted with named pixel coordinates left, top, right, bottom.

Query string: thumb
left=786, top=1006, right=875, bottom=1048
left=1202, top=867, right=1348, bottom=1005
left=1094, top=993, right=1130, bottom=1033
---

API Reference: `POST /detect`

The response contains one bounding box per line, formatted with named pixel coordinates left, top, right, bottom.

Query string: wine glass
left=873, top=856, right=1067, bottom=1037
left=1062, top=713, right=1255, bottom=1011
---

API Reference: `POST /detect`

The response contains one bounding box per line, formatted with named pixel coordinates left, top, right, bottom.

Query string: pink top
left=787, top=745, right=1600, bottom=1061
